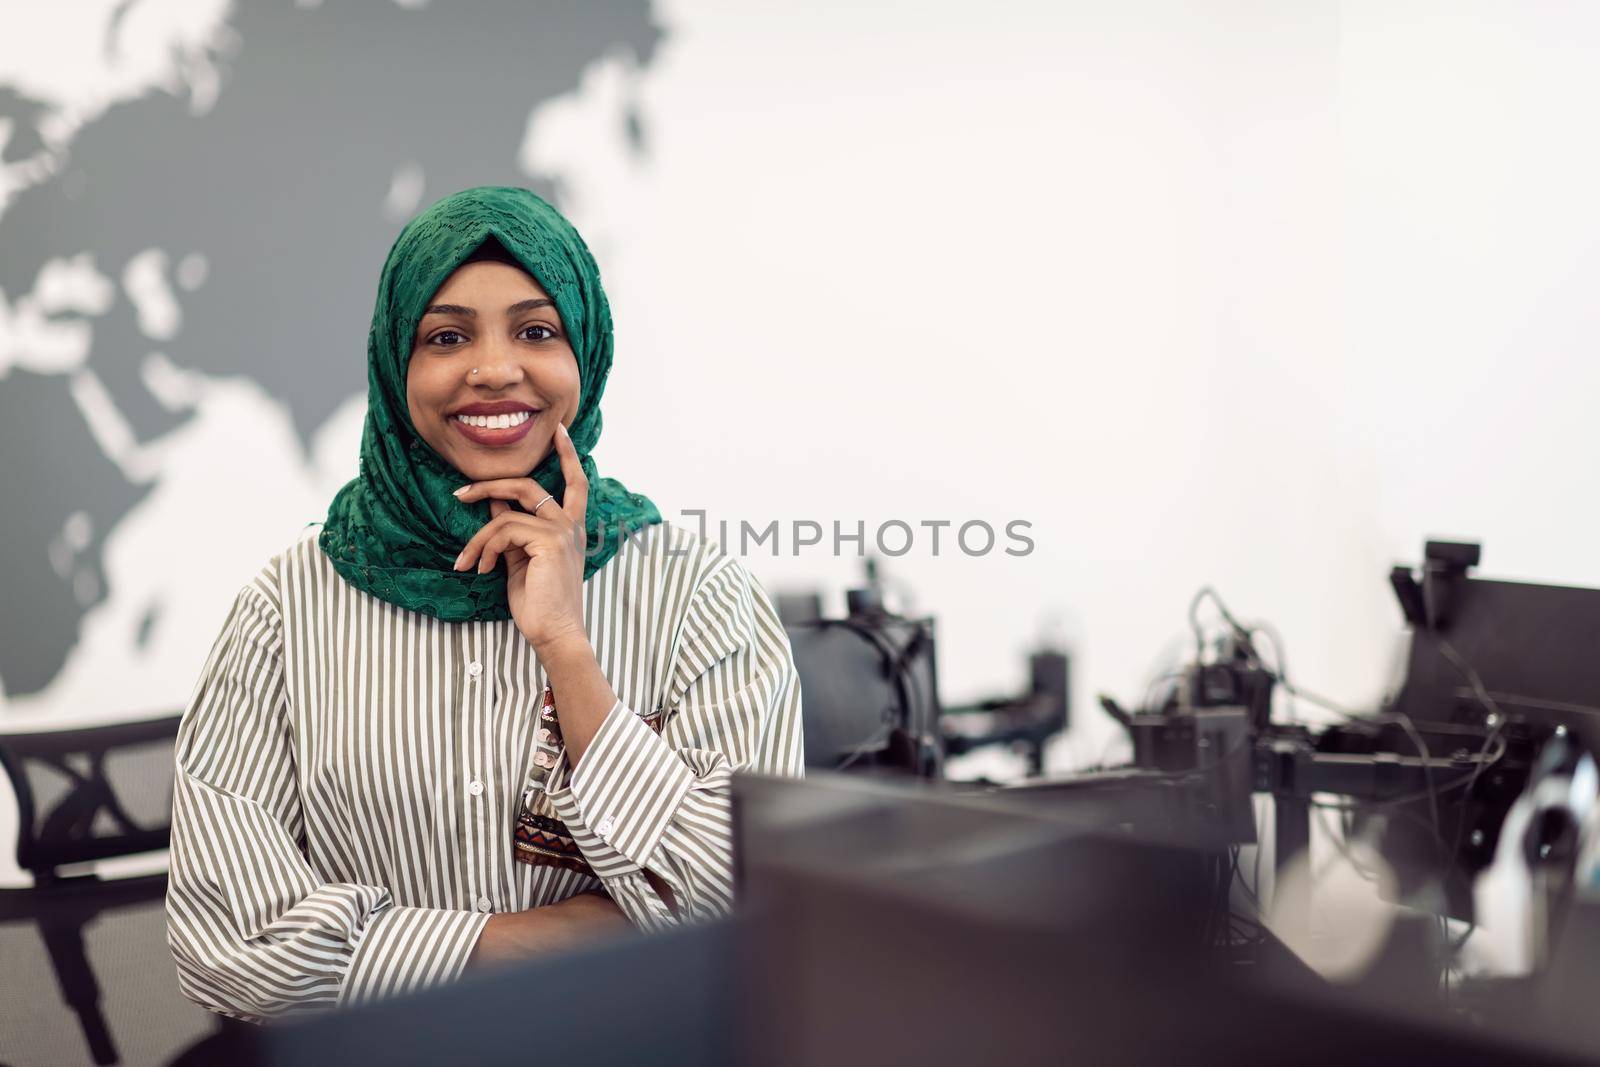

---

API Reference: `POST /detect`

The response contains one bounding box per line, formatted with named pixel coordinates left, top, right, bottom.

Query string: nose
left=470, top=337, right=524, bottom=389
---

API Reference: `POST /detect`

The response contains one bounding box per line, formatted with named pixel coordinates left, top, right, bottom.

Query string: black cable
left=1441, top=715, right=1510, bottom=951
left=1189, top=585, right=1337, bottom=730
left=1183, top=587, right=1451, bottom=853
left=1192, top=585, right=1600, bottom=992
left=1189, top=585, right=1252, bottom=665
left=1252, top=828, right=1264, bottom=916
left=1141, top=668, right=1187, bottom=715
left=1248, top=621, right=1297, bottom=723
left=1462, top=689, right=1600, bottom=719
left=1230, top=843, right=1261, bottom=910
left=1314, top=804, right=1379, bottom=884
left=1433, top=633, right=1506, bottom=721
left=1186, top=583, right=1508, bottom=985
left=1374, top=710, right=1446, bottom=862
left=1226, top=845, right=1267, bottom=957
left=1307, top=798, right=1487, bottom=923
left=1202, top=850, right=1234, bottom=949
left=833, top=721, right=896, bottom=772
left=1187, top=587, right=1492, bottom=870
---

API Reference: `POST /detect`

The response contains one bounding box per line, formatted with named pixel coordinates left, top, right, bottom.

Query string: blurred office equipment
left=0, top=715, right=180, bottom=1065
left=1377, top=540, right=1600, bottom=913
left=6, top=535, right=1590, bottom=1065
left=255, top=771, right=1589, bottom=1067
left=1081, top=537, right=1600, bottom=1026
left=734, top=772, right=1600, bottom=1065
left=783, top=559, right=942, bottom=777
left=1257, top=540, right=1592, bottom=924
left=778, top=532, right=1600, bottom=1012
left=940, top=643, right=1070, bottom=775
left=782, top=557, right=1075, bottom=780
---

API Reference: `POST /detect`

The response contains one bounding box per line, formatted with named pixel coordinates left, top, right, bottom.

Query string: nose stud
left=470, top=367, right=479, bottom=377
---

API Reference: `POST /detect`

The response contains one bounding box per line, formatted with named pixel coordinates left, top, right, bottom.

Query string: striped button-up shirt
left=166, top=521, right=805, bottom=1021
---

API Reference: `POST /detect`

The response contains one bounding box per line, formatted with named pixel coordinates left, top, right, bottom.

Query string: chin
left=455, top=449, right=547, bottom=483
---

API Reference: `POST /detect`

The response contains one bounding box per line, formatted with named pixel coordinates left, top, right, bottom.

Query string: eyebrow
left=422, top=299, right=555, bottom=318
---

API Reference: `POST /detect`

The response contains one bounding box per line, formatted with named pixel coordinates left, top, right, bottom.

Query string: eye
left=429, top=329, right=468, bottom=347
left=520, top=323, right=559, bottom=343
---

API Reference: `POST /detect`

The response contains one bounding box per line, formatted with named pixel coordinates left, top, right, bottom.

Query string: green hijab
left=318, top=185, right=662, bottom=622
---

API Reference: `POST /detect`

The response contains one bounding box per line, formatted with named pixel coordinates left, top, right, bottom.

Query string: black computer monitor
left=1392, top=547, right=1600, bottom=750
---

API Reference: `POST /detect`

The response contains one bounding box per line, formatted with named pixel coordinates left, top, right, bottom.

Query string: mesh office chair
left=0, top=715, right=180, bottom=1065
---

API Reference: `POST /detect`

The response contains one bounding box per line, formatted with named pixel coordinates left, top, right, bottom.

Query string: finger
left=455, top=512, right=500, bottom=570
left=486, top=500, right=529, bottom=567
left=454, top=478, right=559, bottom=514
left=477, top=521, right=544, bottom=574
left=554, top=421, right=589, bottom=527
left=454, top=511, right=540, bottom=571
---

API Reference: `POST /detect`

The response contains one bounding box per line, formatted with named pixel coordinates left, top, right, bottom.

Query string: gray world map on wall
left=0, top=1, right=660, bottom=697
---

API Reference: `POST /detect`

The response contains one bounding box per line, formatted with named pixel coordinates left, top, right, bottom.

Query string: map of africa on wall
left=0, top=0, right=661, bottom=725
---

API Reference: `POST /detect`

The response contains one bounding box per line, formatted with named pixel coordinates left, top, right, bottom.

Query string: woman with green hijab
left=165, top=186, right=805, bottom=1021
left=318, top=184, right=661, bottom=619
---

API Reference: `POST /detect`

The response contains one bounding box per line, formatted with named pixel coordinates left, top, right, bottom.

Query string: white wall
left=5, top=0, right=1600, bottom=778
left=557, top=0, right=1600, bottom=772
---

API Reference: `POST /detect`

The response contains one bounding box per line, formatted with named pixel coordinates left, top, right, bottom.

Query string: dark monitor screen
left=1393, top=574, right=1600, bottom=748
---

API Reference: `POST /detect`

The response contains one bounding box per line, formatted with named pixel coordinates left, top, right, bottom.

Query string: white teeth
left=455, top=410, right=534, bottom=429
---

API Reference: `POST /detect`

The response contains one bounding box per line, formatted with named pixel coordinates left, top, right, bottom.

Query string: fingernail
left=558, top=422, right=569, bottom=437
left=453, top=485, right=471, bottom=497
left=453, top=551, right=466, bottom=570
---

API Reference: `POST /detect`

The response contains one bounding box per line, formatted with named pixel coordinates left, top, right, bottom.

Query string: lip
left=450, top=405, right=541, bottom=448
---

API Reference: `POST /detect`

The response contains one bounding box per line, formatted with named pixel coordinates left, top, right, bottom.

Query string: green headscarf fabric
left=318, top=185, right=662, bottom=622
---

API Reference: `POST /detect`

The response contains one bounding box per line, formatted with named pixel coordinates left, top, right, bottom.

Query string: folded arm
left=166, top=581, right=488, bottom=1020
left=540, top=556, right=806, bottom=930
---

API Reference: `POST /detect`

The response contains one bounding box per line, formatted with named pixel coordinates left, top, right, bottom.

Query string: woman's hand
left=466, top=891, right=632, bottom=972
left=452, top=421, right=589, bottom=654
left=452, top=420, right=619, bottom=762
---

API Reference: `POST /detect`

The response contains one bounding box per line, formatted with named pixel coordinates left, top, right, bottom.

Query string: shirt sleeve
left=165, top=573, right=489, bottom=1021
left=543, top=553, right=805, bottom=930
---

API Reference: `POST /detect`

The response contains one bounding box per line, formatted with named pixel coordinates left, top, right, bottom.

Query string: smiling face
left=405, top=258, right=581, bottom=483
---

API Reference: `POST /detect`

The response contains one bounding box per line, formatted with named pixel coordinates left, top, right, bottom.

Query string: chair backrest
left=784, top=614, right=941, bottom=774
left=0, top=715, right=180, bottom=879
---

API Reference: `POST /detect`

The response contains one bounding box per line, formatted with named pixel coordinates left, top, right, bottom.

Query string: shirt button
left=596, top=816, right=616, bottom=839
left=467, top=778, right=484, bottom=797
left=476, top=897, right=493, bottom=913
left=466, top=660, right=483, bottom=678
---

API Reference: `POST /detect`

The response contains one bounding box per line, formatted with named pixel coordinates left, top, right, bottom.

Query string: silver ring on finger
left=531, top=493, right=555, bottom=515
